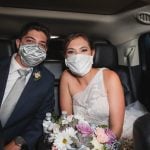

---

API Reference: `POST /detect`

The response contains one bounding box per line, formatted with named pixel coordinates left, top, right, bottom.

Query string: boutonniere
left=33, top=70, right=41, bottom=80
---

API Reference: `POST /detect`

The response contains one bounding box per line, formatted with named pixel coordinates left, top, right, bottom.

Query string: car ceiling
left=0, top=0, right=150, bottom=45
left=0, top=0, right=148, bottom=15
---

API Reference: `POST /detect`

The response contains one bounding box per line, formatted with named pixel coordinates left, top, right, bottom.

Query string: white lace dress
left=73, top=68, right=147, bottom=140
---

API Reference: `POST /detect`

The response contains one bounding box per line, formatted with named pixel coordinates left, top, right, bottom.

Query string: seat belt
left=124, top=46, right=137, bottom=101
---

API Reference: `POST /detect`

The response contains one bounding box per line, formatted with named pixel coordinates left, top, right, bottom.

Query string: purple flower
left=105, top=128, right=117, bottom=144
left=76, top=122, right=93, bottom=137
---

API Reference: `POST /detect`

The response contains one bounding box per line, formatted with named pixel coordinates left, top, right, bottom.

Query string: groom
left=0, top=22, right=55, bottom=150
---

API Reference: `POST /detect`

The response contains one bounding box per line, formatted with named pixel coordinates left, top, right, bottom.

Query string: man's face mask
left=19, top=44, right=47, bottom=67
left=65, top=54, right=93, bottom=76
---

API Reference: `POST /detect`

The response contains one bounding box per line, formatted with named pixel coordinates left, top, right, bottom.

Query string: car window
left=139, top=33, right=150, bottom=71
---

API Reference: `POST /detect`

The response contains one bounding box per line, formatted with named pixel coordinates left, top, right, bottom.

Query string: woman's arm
left=59, top=70, right=73, bottom=115
left=104, top=69, right=125, bottom=139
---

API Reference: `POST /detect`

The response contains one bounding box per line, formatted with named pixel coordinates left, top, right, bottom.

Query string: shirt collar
left=10, top=53, right=33, bottom=74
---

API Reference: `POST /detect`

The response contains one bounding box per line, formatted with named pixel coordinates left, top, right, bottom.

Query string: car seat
left=93, top=41, right=135, bottom=106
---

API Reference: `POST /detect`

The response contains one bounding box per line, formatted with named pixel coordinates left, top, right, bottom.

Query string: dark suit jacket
left=0, top=123, right=3, bottom=150
left=0, top=57, right=55, bottom=150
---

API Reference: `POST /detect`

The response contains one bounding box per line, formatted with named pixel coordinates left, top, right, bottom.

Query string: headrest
left=0, top=39, right=15, bottom=58
left=93, top=42, right=118, bottom=69
left=43, top=60, right=63, bottom=80
left=47, top=39, right=64, bottom=60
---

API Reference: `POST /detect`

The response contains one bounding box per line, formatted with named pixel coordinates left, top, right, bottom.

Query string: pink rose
left=76, top=122, right=93, bottom=137
left=95, top=127, right=109, bottom=143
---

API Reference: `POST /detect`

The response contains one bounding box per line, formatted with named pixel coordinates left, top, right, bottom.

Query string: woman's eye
left=81, top=48, right=88, bottom=52
left=67, top=50, right=75, bottom=54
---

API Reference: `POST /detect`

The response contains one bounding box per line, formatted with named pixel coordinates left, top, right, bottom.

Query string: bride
left=59, top=33, right=147, bottom=147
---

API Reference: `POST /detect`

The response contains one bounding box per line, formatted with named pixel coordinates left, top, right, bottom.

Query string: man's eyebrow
left=24, top=36, right=47, bottom=44
left=40, top=41, right=47, bottom=44
left=24, top=36, right=35, bottom=40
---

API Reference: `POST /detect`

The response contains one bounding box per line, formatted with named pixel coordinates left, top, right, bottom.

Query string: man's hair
left=19, top=22, right=50, bottom=44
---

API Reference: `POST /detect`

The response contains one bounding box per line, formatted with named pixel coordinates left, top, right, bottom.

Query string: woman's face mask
left=65, top=54, right=93, bottom=76
left=19, top=44, right=46, bottom=67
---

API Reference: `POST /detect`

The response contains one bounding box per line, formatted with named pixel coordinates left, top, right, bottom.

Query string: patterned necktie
left=0, top=69, right=29, bottom=127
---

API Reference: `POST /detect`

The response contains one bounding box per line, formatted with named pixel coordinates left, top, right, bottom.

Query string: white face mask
left=19, top=44, right=46, bottom=67
left=65, top=54, right=93, bottom=76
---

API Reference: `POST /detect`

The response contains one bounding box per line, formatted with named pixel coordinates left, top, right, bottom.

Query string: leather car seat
left=0, top=39, right=15, bottom=58
left=93, top=41, right=135, bottom=106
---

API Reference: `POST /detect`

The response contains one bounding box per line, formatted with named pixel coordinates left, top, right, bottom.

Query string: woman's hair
left=63, top=33, right=94, bottom=53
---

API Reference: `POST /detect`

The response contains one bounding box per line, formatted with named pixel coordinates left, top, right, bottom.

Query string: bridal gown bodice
left=73, top=68, right=147, bottom=139
left=73, top=68, right=109, bottom=126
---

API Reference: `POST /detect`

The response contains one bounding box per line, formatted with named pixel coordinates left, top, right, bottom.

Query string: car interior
left=0, top=0, right=150, bottom=149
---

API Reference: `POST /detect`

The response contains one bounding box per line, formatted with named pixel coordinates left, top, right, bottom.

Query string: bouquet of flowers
left=42, top=111, right=121, bottom=150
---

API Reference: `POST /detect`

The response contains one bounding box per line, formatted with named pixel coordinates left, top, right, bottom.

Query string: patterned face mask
left=65, top=54, right=93, bottom=76
left=19, top=44, right=46, bottom=67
